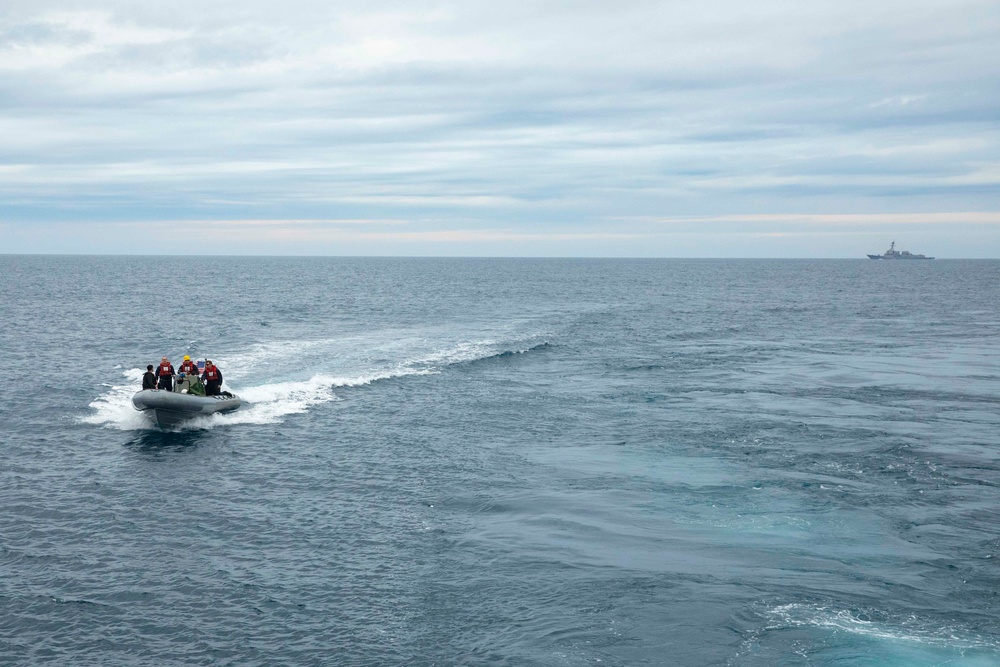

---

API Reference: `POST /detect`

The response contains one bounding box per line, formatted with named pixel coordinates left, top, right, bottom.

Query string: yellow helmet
left=184, top=355, right=191, bottom=360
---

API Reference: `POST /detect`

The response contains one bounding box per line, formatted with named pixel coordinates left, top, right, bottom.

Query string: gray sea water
left=1, top=256, right=998, bottom=666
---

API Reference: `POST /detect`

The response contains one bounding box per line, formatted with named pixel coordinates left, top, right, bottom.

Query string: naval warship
left=867, top=241, right=933, bottom=260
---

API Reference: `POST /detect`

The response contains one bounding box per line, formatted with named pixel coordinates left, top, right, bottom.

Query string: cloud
left=617, top=212, right=1000, bottom=226
left=1, top=0, right=999, bottom=255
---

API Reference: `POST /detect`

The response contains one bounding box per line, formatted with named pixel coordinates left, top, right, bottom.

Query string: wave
left=82, top=333, right=549, bottom=431
left=494, top=341, right=552, bottom=359
left=410, top=340, right=552, bottom=367
left=766, top=603, right=1000, bottom=652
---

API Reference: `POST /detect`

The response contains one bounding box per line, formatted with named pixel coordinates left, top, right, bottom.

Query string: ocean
left=1, top=255, right=998, bottom=666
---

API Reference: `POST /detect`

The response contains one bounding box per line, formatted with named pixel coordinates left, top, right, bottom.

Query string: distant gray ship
left=867, top=241, right=934, bottom=260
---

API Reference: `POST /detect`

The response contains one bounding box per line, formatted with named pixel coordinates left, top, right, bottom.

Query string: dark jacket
left=202, top=366, right=223, bottom=384
left=142, top=371, right=157, bottom=390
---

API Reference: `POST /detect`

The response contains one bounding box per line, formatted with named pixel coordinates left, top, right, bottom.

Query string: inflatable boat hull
left=132, top=389, right=241, bottom=428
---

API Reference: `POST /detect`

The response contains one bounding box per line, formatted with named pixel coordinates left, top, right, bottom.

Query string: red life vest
left=179, top=361, right=197, bottom=374
left=159, top=362, right=173, bottom=376
left=205, top=367, right=219, bottom=381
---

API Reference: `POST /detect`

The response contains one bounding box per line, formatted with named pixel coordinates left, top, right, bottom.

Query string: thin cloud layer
left=1, top=0, right=999, bottom=255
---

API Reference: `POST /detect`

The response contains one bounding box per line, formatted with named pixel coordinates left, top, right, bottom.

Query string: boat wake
left=756, top=603, right=1000, bottom=660
left=83, top=332, right=550, bottom=431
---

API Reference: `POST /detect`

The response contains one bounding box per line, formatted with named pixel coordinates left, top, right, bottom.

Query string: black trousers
left=206, top=381, right=222, bottom=396
left=157, top=378, right=173, bottom=391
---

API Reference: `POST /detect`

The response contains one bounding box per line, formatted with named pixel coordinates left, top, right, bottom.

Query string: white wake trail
left=83, top=332, right=548, bottom=430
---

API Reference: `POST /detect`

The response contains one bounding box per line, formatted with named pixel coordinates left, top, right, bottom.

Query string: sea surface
left=1, top=255, right=998, bottom=666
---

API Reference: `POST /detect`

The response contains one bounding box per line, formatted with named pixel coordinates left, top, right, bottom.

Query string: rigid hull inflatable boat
left=132, top=387, right=241, bottom=428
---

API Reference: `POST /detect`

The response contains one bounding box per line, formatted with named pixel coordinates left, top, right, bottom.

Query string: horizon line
left=0, top=253, right=986, bottom=260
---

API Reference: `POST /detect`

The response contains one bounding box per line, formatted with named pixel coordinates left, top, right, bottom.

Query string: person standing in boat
left=202, top=360, right=223, bottom=396
left=156, top=356, right=175, bottom=391
left=178, top=355, right=198, bottom=376
left=142, top=364, right=157, bottom=390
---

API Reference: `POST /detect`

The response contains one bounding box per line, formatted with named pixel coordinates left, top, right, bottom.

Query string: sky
left=1, top=0, right=999, bottom=257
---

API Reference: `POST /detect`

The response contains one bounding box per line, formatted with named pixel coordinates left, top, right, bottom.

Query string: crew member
left=178, top=355, right=198, bottom=376
left=156, top=356, right=176, bottom=391
left=202, top=359, right=223, bottom=396
left=142, top=364, right=157, bottom=390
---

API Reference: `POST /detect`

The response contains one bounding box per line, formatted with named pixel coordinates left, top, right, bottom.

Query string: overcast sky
left=2, top=0, right=999, bottom=256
